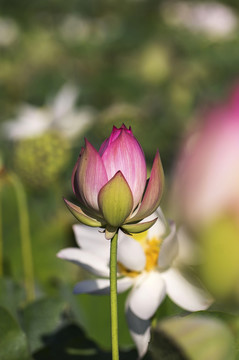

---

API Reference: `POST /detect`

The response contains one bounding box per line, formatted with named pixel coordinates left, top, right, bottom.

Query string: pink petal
left=99, top=124, right=133, bottom=156
left=72, top=147, right=84, bottom=203
left=75, top=139, right=108, bottom=211
left=130, top=151, right=164, bottom=222
left=101, top=130, right=147, bottom=208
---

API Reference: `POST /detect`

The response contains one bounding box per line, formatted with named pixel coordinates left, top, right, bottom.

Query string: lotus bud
left=65, top=124, right=164, bottom=239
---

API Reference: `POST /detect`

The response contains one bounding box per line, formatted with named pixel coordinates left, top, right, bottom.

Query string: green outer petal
left=122, top=218, right=157, bottom=234
left=64, top=199, right=103, bottom=227
left=98, top=171, right=133, bottom=227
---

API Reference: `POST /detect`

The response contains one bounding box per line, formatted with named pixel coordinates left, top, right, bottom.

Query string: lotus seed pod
left=14, top=131, right=70, bottom=189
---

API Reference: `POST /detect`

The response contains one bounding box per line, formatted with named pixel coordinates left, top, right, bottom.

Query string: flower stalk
left=0, top=160, right=5, bottom=277
left=0, top=191, right=3, bottom=277
left=9, top=173, right=35, bottom=302
left=110, top=232, right=119, bottom=360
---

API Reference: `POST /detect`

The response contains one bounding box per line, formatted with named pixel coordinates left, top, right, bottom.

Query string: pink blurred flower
left=170, top=84, right=239, bottom=226
left=65, top=124, right=164, bottom=239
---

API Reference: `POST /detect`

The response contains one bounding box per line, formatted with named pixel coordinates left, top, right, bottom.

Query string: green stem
left=0, top=190, right=3, bottom=277
left=110, top=232, right=119, bottom=360
left=9, top=173, right=35, bottom=302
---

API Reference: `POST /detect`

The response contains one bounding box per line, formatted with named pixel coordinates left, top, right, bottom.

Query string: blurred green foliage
left=1, top=0, right=239, bottom=167
left=151, top=314, right=235, bottom=360
left=1, top=0, right=239, bottom=359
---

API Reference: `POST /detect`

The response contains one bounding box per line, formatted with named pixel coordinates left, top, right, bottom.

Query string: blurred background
left=1, top=0, right=239, bottom=359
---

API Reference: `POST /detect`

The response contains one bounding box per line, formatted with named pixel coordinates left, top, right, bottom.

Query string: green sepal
left=122, top=217, right=157, bottom=234
left=64, top=199, right=103, bottom=227
left=105, top=225, right=117, bottom=240
left=98, top=171, right=133, bottom=227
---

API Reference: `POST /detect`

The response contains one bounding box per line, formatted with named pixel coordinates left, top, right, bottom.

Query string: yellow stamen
left=117, top=233, right=162, bottom=277
left=144, top=237, right=161, bottom=271
left=117, top=263, right=140, bottom=278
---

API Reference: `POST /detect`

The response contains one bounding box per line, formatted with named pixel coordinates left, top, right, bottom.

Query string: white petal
left=74, top=277, right=133, bottom=295
left=3, top=106, right=49, bottom=139
left=126, top=304, right=151, bottom=359
left=74, top=278, right=110, bottom=294
left=117, top=231, right=146, bottom=271
left=117, top=277, right=134, bottom=293
left=147, top=207, right=167, bottom=239
left=73, top=224, right=110, bottom=262
left=51, top=83, right=79, bottom=119
left=162, top=268, right=213, bottom=311
left=128, top=272, right=166, bottom=320
left=157, top=222, right=178, bottom=270
left=57, top=248, right=109, bottom=277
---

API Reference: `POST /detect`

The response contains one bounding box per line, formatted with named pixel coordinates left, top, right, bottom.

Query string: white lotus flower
left=57, top=208, right=212, bottom=359
left=2, top=83, right=95, bottom=140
